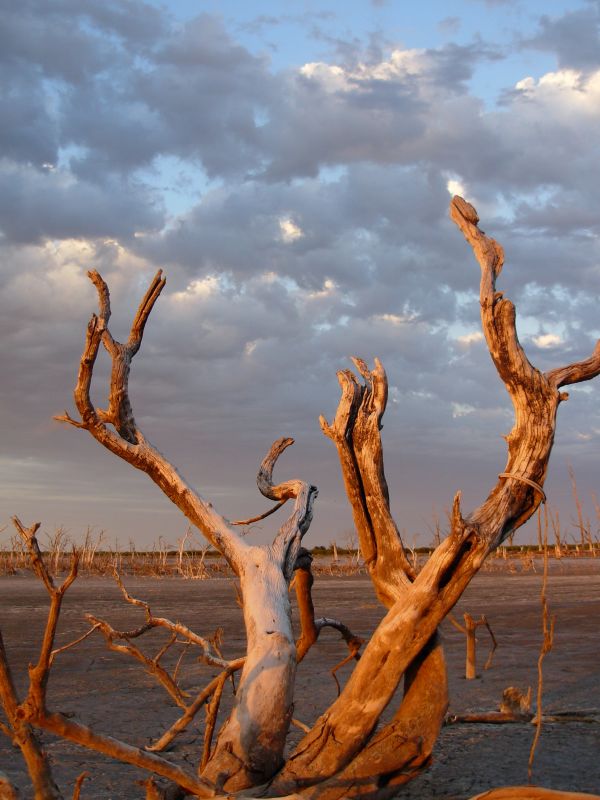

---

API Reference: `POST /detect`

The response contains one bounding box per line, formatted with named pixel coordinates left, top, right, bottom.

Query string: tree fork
left=269, top=197, right=600, bottom=793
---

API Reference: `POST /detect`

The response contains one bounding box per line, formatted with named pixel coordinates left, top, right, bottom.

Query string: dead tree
left=448, top=612, right=497, bottom=680
left=14, top=195, right=597, bottom=799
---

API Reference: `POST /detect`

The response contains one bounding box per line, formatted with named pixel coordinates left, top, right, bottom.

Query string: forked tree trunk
left=44, top=196, right=600, bottom=799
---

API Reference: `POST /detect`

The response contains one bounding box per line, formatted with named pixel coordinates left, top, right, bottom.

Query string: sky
left=1, top=0, right=600, bottom=551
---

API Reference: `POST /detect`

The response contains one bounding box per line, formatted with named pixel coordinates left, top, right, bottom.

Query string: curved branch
left=450, top=195, right=573, bottom=542
left=231, top=499, right=288, bottom=526
left=546, top=338, right=600, bottom=389
left=258, top=437, right=299, bottom=501
left=55, top=270, right=248, bottom=571
left=257, top=438, right=318, bottom=578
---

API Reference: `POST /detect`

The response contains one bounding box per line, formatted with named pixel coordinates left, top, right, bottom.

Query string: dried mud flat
left=1, top=558, right=599, bottom=799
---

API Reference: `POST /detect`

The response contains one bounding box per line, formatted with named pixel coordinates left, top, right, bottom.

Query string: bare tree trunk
left=464, top=613, right=477, bottom=680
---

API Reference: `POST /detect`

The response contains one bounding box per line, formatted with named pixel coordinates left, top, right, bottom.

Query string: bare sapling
left=528, top=529, right=556, bottom=783
left=2, top=196, right=597, bottom=799
left=449, top=612, right=497, bottom=679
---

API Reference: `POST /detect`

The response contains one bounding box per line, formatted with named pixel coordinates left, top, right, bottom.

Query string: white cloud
left=514, top=68, right=600, bottom=116
left=307, top=279, right=337, bottom=300
left=446, top=178, right=467, bottom=198
left=457, top=331, right=484, bottom=346
left=279, top=217, right=304, bottom=243
left=452, top=402, right=476, bottom=418
left=376, top=312, right=416, bottom=326
left=532, top=333, right=563, bottom=349
left=172, top=275, right=221, bottom=302
left=301, top=48, right=436, bottom=93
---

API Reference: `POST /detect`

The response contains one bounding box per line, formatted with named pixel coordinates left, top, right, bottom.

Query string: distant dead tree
left=448, top=612, right=497, bottom=680
left=3, top=196, right=600, bottom=800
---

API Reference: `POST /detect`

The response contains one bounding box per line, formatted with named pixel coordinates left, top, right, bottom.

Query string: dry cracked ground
left=1, top=558, right=599, bottom=799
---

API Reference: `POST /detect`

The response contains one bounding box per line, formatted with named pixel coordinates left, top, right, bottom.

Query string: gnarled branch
left=269, top=196, right=600, bottom=794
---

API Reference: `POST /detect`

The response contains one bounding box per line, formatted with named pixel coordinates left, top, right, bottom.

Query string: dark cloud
left=0, top=162, right=163, bottom=244
left=522, top=6, right=600, bottom=70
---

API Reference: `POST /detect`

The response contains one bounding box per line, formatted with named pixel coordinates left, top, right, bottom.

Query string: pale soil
left=1, top=558, right=599, bottom=799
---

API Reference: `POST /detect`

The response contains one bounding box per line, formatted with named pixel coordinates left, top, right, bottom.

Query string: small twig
left=447, top=613, right=467, bottom=634
left=331, top=649, right=359, bottom=697
left=481, top=615, right=498, bottom=671
left=231, top=499, right=288, bottom=526
left=291, top=717, right=311, bottom=733
left=155, top=633, right=178, bottom=665
left=50, top=624, right=101, bottom=666
left=87, top=615, right=189, bottom=708
left=172, top=641, right=190, bottom=684
left=72, top=771, right=89, bottom=800
left=114, top=571, right=152, bottom=617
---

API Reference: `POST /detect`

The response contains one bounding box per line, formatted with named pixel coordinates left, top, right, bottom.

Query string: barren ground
left=1, top=557, right=599, bottom=799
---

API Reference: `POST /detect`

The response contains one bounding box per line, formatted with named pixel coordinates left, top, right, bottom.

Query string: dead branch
left=71, top=771, right=89, bottom=800
left=146, top=658, right=244, bottom=753
left=292, top=550, right=363, bottom=667
left=319, top=358, right=414, bottom=604
left=109, top=573, right=230, bottom=669
left=86, top=615, right=189, bottom=708
left=54, top=269, right=247, bottom=571
left=0, top=629, right=62, bottom=799
left=1, top=519, right=223, bottom=797
left=0, top=517, right=82, bottom=799
left=231, top=499, right=288, bottom=526
left=201, top=671, right=228, bottom=769
left=34, top=711, right=213, bottom=796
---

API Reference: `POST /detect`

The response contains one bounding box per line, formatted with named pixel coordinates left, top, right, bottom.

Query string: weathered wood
left=41, top=196, right=600, bottom=799
left=269, top=197, right=600, bottom=793
left=55, top=272, right=318, bottom=792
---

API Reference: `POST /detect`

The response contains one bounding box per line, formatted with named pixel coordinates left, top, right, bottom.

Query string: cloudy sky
left=1, top=0, right=599, bottom=550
